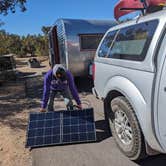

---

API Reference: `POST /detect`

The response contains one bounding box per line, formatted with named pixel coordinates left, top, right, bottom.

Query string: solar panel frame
left=26, top=108, right=96, bottom=148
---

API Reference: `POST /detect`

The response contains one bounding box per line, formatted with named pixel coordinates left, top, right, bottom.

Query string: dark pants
left=47, top=88, right=73, bottom=111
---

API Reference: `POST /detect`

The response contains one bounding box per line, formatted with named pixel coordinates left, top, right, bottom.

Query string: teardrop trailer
left=92, top=0, right=166, bottom=160
left=48, top=19, right=116, bottom=77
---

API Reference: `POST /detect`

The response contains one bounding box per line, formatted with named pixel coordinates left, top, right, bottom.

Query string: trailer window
left=80, top=34, right=104, bottom=51
left=107, top=20, right=158, bottom=61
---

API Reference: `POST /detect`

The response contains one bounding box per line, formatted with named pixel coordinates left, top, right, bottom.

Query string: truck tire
left=105, top=96, right=146, bottom=160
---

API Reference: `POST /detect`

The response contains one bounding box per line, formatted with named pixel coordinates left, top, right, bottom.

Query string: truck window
left=98, top=31, right=117, bottom=57
left=107, top=20, right=158, bottom=61
left=80, top=34, right=104, bottom=51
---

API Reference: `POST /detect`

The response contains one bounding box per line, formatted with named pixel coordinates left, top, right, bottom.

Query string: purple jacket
left=41, top=69, right=81, bottom=108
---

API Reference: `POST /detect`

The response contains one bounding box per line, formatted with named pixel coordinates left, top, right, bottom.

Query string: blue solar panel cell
left=78, top=111, right=86, bottom=117
left=63, top=126, right=70, bottom=134
left=70, top=111, right=78, bottom=117
left=79, top=133, right=87, bottom=141
left=52, top=127, right=60, bottom=135
left=28, top=129, right=36, bottom=137
left=71, top=118, right=79, bottom=125
left=79, top=125, right=87, bottom=133
left=63, top=112, right=71, bottom=119
left=63, top=134, right=70, bottom=143
left=53, top=119, right=60, bottom=126
left=26, top=108, right=96, bottom=148
left=30, top=114, right=37, bottom=121
left=37, top=113, right=45, bottom=120
left=63, top=118, right=70, bottom=125
left=36, top=129, right=44, bottom=137
left=86, top=109, right=93, bottom=116
left=71, top=134, right=79, bottom=142
left=29, top=121, right=37, bottom=129
left=79, top=118, right=86, bottom=124
left=37, top=121, right=44, bottom=128
left=53, top=112, right=61, bottom=119
left=87, top=125, right=94, bottom=132
left=45, top=120, right=53, bottom=128
left=87, top=116, right=93, bottom=122
left=27, top=138, right=35, bottom=147
left=70, top=125, right=79, bottom=133
left=44, top=136, right=52, bottom=144
left=52, top=135, right=60, bottom=143
left=45, top=128, right=52, bottom=136
left=87, top=133, right=96, bottom=141
left=45, top=113, right=53, bottom=120
left=35, top=137, right=44, bottom=145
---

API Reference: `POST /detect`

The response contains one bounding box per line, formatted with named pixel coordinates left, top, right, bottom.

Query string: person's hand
left=77, top=104, right=82, bottom=110
left=40, top=108, right=46, bottom=112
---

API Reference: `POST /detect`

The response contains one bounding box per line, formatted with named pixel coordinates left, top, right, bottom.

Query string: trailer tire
left=105, top=96, right=146, bottom=160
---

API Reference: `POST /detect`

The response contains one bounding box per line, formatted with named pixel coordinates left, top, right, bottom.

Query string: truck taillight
left=92, top=63, right=95, bottom=81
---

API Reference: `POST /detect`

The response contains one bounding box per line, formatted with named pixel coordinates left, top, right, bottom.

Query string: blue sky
left=0, top=0, right=118, bottom=36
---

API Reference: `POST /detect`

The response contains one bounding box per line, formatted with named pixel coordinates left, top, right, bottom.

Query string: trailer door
left=53, top=26, right=60, bottom=64
left=51, top=26, right=60, bottom=64
left=48, top=32, right=54, bottom=67
left=156, top=31, right=166, bottom=151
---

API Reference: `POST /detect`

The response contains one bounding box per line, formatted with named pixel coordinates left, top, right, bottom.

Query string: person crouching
left=40, top=64, right=82, bottom=112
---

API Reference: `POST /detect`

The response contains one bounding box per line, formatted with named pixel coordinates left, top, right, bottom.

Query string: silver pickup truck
left=92, top=9, right=166, bottom=160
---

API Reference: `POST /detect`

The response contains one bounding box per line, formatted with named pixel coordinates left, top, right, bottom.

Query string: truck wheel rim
left=114, top=109, right=133, bottom=145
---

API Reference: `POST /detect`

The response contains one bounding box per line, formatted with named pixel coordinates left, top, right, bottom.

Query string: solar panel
left=26, top=108, right=96, bottom=148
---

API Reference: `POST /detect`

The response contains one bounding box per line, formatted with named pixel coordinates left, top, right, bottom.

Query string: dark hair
left=56, top=67, right=65, bottom=75
left=56, top=67, right=67, bottom=81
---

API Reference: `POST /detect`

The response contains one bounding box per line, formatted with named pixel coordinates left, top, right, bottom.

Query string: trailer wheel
left=105, top=96, right=146, bottom=160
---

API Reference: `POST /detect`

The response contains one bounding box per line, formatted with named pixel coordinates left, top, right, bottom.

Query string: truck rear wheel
left=105, top=96, right=146, bottom=160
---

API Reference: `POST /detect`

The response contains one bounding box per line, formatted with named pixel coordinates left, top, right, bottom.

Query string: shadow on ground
left=136, top=154, right=166, bottom=166
left=75, top=77, right=93, bottom=95
left=0, top=76, right=43, bottom=130
left=17, top=72, right=36, bottom=77
left=95, top=120, right=112, bottom=142
left=25, top=76, right=43, bottom=99
left=0, top=98, right=41, bottom=130
left=95, top=119, right=166, bottom=166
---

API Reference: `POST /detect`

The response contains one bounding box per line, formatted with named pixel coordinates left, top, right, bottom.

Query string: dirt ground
left=0, top=57, right=94, bottom=166
left=0, top=57, right=50, bottom=166
left=1, top=57, right=166, bottom=166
